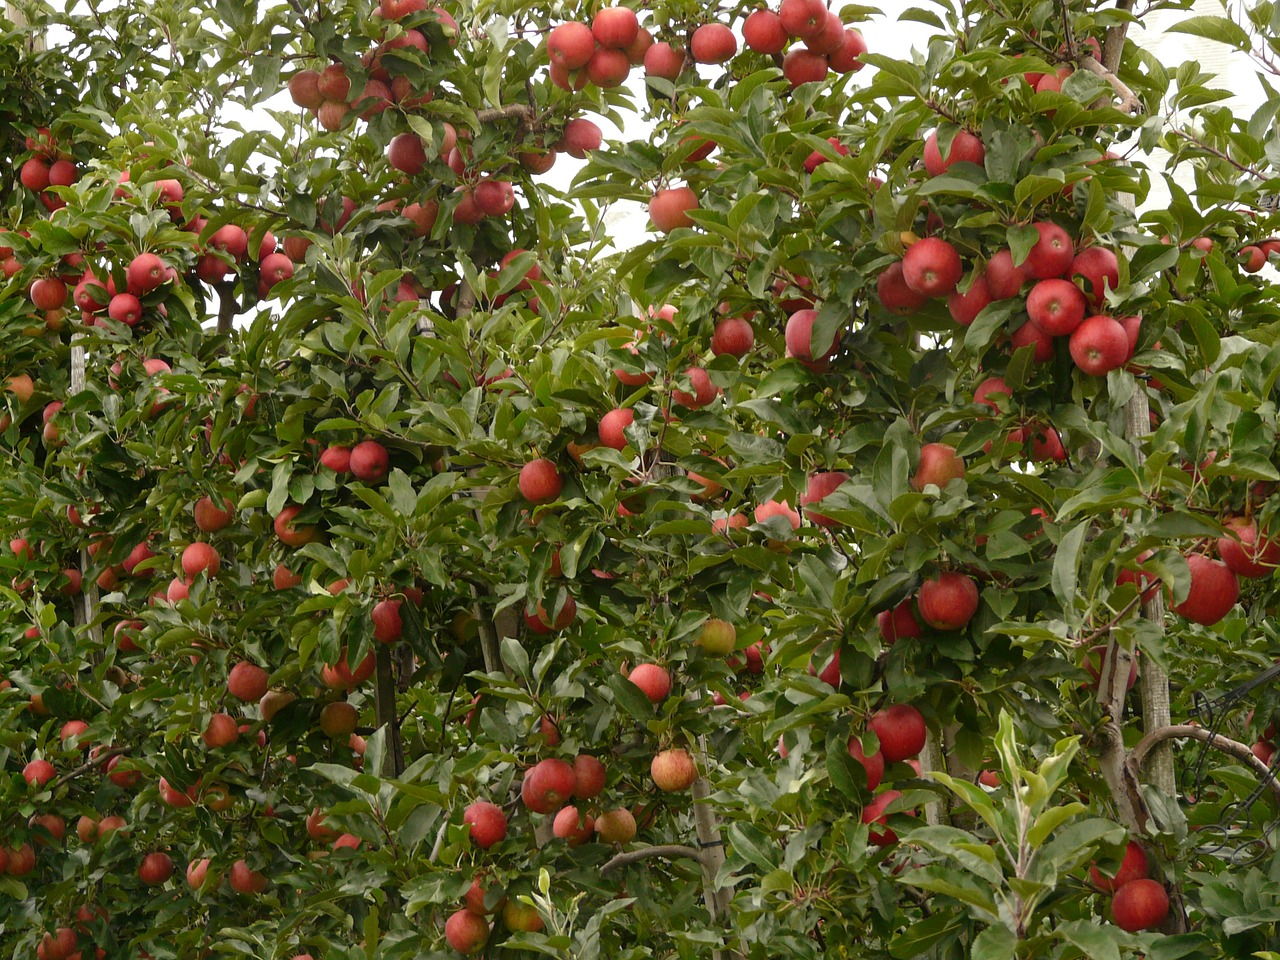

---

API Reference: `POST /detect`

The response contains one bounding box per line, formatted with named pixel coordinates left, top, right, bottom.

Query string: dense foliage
left=5, top=0, right=1280, bottom=958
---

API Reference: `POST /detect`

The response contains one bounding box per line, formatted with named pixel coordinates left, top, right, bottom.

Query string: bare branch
left=1078, top=55, right=1141, bottom=114
left=1129, top=725, right=1280, bottom=803
left=601, top=843, right=706, bottom=874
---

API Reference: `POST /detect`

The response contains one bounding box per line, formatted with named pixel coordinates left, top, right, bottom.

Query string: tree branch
left=1129, top=725, right=1280, bottom=803
left=1102, top=0, right=1135, bottom=73
left=600, top=843, right=706, bottom=874
left=1078, top=55, right=1141, bottom=114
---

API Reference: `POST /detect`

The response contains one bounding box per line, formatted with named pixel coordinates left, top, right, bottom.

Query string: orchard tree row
left=4, top=0, right=1280, bottom=958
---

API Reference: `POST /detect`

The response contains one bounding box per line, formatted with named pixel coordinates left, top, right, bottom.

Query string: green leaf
left=1051, top=521, right=1089, bottom=614
left=1166, top=15, right=1252, bottom=51
left=970, top=924, right=1017, bottom=960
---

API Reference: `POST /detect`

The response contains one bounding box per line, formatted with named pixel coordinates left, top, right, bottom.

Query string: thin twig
left=600, top=843, right=705, bottom=874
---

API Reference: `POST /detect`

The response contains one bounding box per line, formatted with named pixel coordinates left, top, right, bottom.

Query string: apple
left=372, top=598, right=404, bottom=643
left=847, top=737, right=885, bottom=790
left=902, top=237, right=963, bottom=297
left=30, top=276, right=67, bottom=310
left=869, top=704, right=927, bottom=762
left=465, top=874, right=505, bottom=915
left=947, top=274, right=991, bottom=326
left=592, top=6, right=638, bottom=48
left=202, top=713, right=239, bottom=748
left=861, top=789, right=904, bottom=845
left=625, top=27, right=654, bottom=64
left=273, top=564, right=302, bottom=589
left=387, top=133, right=427, bottom=175
left=1026, top=278, right=1087, bottom=336
left=785, top=308, right=840, bottom=369
left=806, top=11, right=846, bottom=55
left=651, top=748, right=698, bottom=791
left=228, top=661, right=269, bottom=701
left=503, top=899, right=545, bottom=932
left=1111, top=878, right=1169, bottom=932
left=560, top=118, right=602, bottom=158
left=259, top=689, right=296, bottom=721
left=288, top=69, right=324, bottom=108
left=985, top=248, right=1027, bottom=299
left=586, top=47, right=630, bottom=86
left=922, top=128, right=986, bottom=177
left=521, top=758, right=577, bottom=813
left=877, top=598, right=922, bottom=644
left=876, top=260, right=929, bottom=315
left=193, top=496, right=235, bottom=532
left=571, top=754, right=607, bottom=799
left=1173, top=554, right=1239, bottom=625
left=552, top=805, right=594, bottom=846
left=782, top=47, right=829, bottom=87
left=744, top=9, right=787, bottom=53
left=595, top=807, right=637, bottom=843
left=1089, top=840, right=1148, bottom=892
left=445, top=907, right=489, bottom=954
left=802, top=470, right=849, bottom=527
left=1024, top=221, right=1075, bottom=279
left=649, top=186, right=699, bottom=232
left=518, top=458, right=563, bottom=504
left=229, top=859, right=267, bottom=894
left=1010, top=318, right=1054, bottom=362
left=138, top=851, right=173, bottom=885
left=126, top=252, right=166, bottom=296
left=1070, top=246, right=1120, bottom=307
left=1069, top=314, right=1130, bottom=376
left=690, top=22, right=736, bottom=63
left=159, top=776, right=196, bottom=808
left=644, top=41, right=684, bottom=80
left=599, top=408, right=635, bottom=450
left=39, top=928, right=77, bottom=960
left=186, top=858, right=211, bottom=890
left=23, top=758, right=56, bottom=787
left=779, top=0, right=828, bottom=38
left=829, top=27, right=867, bottom=72
left=463, top=800, right=508, bottom=849
left=1253, top=740, right=1276, bottom=764
left=671, top=365, right=719, bottom=409
left=629, top=663, right=671, bottom=702
left=1217, top=518, right=1280, bottom=578
left=697, top=618, right=737, bottom=656
left=525, top=596, right=576, bottom=633
left=803, top=136, right=850, bottom=173
left=911, top=442, right=965, bottom=491
left=917, top=571, right=980, bottom=630
left=180, top=541, right=220, bottom=579
left=350, top=439, right=389, bottom=482
left=319, top=701, right=358, bottom=737
left=547, top=21, right=594, bottom=69
left=711, top=316, right=754, bottom=357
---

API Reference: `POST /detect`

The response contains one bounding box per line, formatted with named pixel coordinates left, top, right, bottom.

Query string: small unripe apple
left=696, top=618, right=736, bottom=656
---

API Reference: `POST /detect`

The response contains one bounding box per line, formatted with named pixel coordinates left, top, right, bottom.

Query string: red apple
left=1069, top=314, right=1129, bottom=376
left=869, top=704, right=927, bottom=762
left=861, top=789, right=904, bottom=845
left=573, top=754, right=607, bottom=798
left=1024, top=221, right=1075, bottom=279
left=1172, top=554, right=1239, bottom=625
left=1088, top=840, right=1148, bottom=892
left=917, top=571, right=980, bottom=630
left=802, top=470, right=849, bottom=527
left=902, top=237, right=963, bottom=297
left=651, top=748, right=697, bottom=791
left=922, top=129, right=986, bottom=177
left=445, top=907, right=490, bottom=954
left=877, top=260, right=929, bottom=315
left=518, top=458, right=562, bottom=504
left=552, top=805, right=595, bottom=846
left=1216, top=518, right=1280, bottom=578
left=1111, top=878, right=1168, bottom=932
left=463, top=800, right=507, bottom=849
left=912, top=442, right=965, bottom=491
left=1026, top=278, right=1087, bottom=336
left=592, top=7, right=638, bottom=48
left=847, top=737, right=885, bottom=790
left=547, top=21, right=594, bottom=69
left=1070, top=246, right=1120, bottom=307
left=227, top=661, right=269, bottom=702
left=690, top=23, right=736, bottom=63
left=743, top=9, right=787, bottom=53
left=649, top=186, right=698, bottom=232
left=644, top=41, right=685, bottom=80
left=350, top=439, right=389, bottom=482
left=521, top=758, right=577, bottom=814
left=877, top=598, right=922, bottom=645
left=628, top=663, right=671, bottom=702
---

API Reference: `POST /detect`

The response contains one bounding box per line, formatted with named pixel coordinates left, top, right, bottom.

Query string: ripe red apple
left=592, top=7, right=638, bottom=48
left=138, top=851, right=173, bottom=885
left=644, top=41, right=685, bottom=80
left=710, top=316, right=754, bottom=357
left=917, top=571, right=980, bottom=630
left=560, top=118, right=602, bottom=158
left=186, top=857, right=211, bottom=890
left=877, top=598, right=922, bottom=645
left=595, top=807, right=637, bottom=843
left=599, top=408, right=635, bottom=450
left=387, top=133, right=427, bottom=175
left=782, top=47, right=828, bottom=87
left=829, top=27, right=867, bottom=72
left=877, top=260, right=929, bottom=315
left=586, top=47, right=630, bottom=87
left=525, top=596, right=576, bottom=633
left=371, top=598, right=404, bottom=643
left=803, top=136, right=850, bottom=173
left=902, top=237, right=963, bottom=297
left=30, top=276, right=67, bottom=311
left=274, top=504, right=321, bottom=547
left=194, top=495, right=235, bottom=532
left=651, top=748, right=697, bottom=791
left=861, top=789, right=904, bottom=845
left=202, top=712, right=239, bottom=748
left=350, top=439, right=389, bottom=482
left=802, top=470, right=849, bottom=527
left=552, top=805, right=595, bottom=846
left=463, top=800, right=507, bottom=849
left=947, top=274, right=991, bottom=326
left=1069, top=314, right=1129, bottom=376
left=1026, top=278, right=1087, bottom=336
left=521, top=758, right=577, bottom=814
left=319, top=701, right=358, bottom=737
left=911, top=442, right=965, bottom=491
left=649, top=186, right=699, bottom=232
left=229, top=858, right=267, bottom=895
left=518, top=458, right=562, bottom=504
left=847, top=737, right=885, bottom=790
left=38, top=927, right=77, bottom=960
left=126, top=252, right=166, bottom=296
left=572, top=754, right=607, bottom=798
left=1010, top=318, right=1054, bottom=363
left=288, top=70, right=324, bottom=108
left=922, top=129, right=986, bottom=177
left=23, top=758, right=56, bottom=787
left=1089, top=840, right=1148, bottom=892
left=869, top=704, right=927, bottom=762
left=743, top=9, right=787, bottom=53
left=1111, top=878, right=1168, bottom=932
left=445, top=906, right=490, bottom=953
left=973, top=376, right=1012, bottom=413
left=629, top=663, right=671, bottom=702
left=547, top=21, right=594, bottom=69
left=1070, top=246, right=1120, bottom=307
left=1024, top=221, right=1075, bottom=279
left=1173, top=554, right=1239, bottom=625
left=985, top=248, right=1027, bottom=299
left=691, top=22, right=736, bottom=63
left=228, top=661, right=269, bottom=701
left=181, top=541, right=221, bottom=579
left=1217, top=518, right=1280, bottom=578
left=779, top=0, right=828, bottom=38
left=785, top=308, right=840, bottom=369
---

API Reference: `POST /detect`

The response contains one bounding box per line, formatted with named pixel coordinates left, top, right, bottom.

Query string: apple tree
left=4, top=0, right=1280, bottom=957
